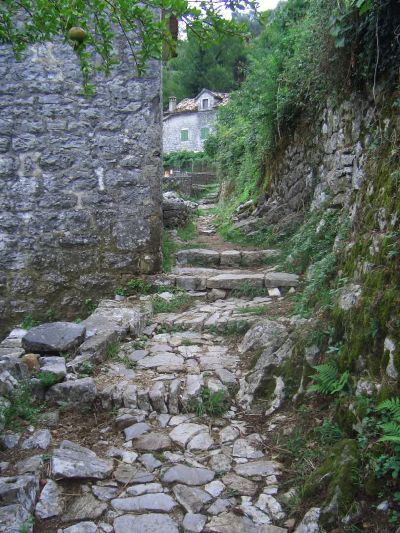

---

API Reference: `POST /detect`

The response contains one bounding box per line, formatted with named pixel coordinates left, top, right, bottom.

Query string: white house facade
left=163, top=89, right=229, bottom=153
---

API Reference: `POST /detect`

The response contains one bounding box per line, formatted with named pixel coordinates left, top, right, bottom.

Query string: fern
left=308, top=361, right=349, bottom=395
left=377, top=398, right=400, bottom=444
left=377, top=398, right=400, bottom=420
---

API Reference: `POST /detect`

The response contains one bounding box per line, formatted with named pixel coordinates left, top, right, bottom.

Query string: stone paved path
left=0, top=199, right=303, bottom=533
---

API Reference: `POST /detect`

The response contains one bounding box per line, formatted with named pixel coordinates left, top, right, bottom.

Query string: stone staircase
left=0, top=206, right=309, bottom=533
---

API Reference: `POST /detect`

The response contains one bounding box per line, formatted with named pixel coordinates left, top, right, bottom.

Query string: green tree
left=0, top=0, right=256, bottom=91
left=163, top=12, right=261, bottom=107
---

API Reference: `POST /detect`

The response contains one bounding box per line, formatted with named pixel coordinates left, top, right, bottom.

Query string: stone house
left=163, top=89, right=229, bottom=153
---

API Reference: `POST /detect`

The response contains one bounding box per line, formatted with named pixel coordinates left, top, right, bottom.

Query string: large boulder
left=22, top=322, right=86, bottom=353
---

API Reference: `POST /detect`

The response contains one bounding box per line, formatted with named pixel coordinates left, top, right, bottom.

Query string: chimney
left=169, top=96, right=177, bottom=113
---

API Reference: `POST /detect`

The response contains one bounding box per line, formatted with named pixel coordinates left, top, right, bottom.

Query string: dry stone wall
left=250, top=94, right=376, bottom=230
left=0, top=40, right=162, bottom=336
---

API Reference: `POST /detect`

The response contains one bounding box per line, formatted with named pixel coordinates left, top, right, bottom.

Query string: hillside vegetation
left=204, top=0, right=400, bottom=529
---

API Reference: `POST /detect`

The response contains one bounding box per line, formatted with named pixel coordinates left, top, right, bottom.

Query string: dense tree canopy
left=162, top=12, right=262, bottom=107
left=0, top=0, right=257, bottom=91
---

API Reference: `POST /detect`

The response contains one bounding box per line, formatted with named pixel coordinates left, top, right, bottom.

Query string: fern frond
left=379, top=421, right=400, bottom=443
left=308, top=361, right=348, bottom=395
left=330, top=371, right=350, bottom=394
left=377, top=398, right=400, bottom=421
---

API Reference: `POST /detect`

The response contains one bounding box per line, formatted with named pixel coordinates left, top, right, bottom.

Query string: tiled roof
left=169, top=90, right=229, bottom=114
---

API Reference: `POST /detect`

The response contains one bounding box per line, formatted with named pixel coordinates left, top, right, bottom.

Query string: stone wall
left=0, top=40, right=162, bottom=336
left=238, top=94, right=376, bottom=232
left=163, top=171, right=216, bottom=196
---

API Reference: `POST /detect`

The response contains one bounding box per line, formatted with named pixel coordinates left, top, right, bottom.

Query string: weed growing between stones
left=84, top=298, right=97, bottom=314
left=38, top=371, right=58, bottom=389
left=206, top=320, right=250, bottom=337
left=0, top=381, right=42, bottom=430
left=78, top=361, right=94, bottom=377
left=105, top=341, right=120, bottom=360
left=126, top=278, right=155, bottom=295
left=237, top=305, right=270, bottom=316
left=133, top=336, right=147, bottom=349
left=117, top=355, right=137, bottom=370
left=162, top=230, right=177, bottom=272
left=231, top=282, right=268, bottom=299
left=181, top=338, right=195, bottom=346
left=151, top=293, right=192, bottom=314
left=46, top=309, right=55, bottom=322
left=188, top=386, right=230, bottom=417
left=21, top=315, right=40, bottom=330
left=176, top=220, right=198, bottom=242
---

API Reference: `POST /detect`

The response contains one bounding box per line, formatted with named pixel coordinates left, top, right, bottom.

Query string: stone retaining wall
left=232, top=94, right=376, bottom=233
left=0, top=39, right=162, bottom=336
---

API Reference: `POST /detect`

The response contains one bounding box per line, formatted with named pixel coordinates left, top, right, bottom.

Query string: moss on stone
left=303, top=439, right=360, bottom=526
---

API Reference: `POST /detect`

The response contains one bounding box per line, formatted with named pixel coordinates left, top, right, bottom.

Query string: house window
left=180, top=129, right=189, bottom=141
left=202, top=98, right=209, bottom=110
left=200, top=127, right=209, bottom=140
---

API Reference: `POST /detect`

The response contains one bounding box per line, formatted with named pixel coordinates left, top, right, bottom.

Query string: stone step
left=100, top=370, right=239, bottom=416
left=168, top=268, right=298, bottom=293
left=176, top=248, right=279, bottom=268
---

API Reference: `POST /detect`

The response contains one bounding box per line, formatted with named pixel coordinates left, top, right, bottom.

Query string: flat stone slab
left=162, top=465, right=215, bottom=485
left=183, top=513, right=207, bottom=533
left=63, top=523, right=98, bottom=533
left=220, top=250, right=242, bottom=267
left=264, top=272, right=299, bottom=287
left=62, top=493, right=107, bottom=522
left=111, top=493, right=177, bottom=512
left=206, top=273, right=265, bottom=290
left=39, top=356, right=66, bottom=381
left=169, top=423, right=208, bottom=447
left=126, top=483, right=163, bottom=496
left=114, top=513, right=179, bottom=533
left=46, top=377, right=96, bottom=405
left=222, top=472, right=258, bottom=496
left=113, top=464, right=154, bottom=484
left=173, top=484, right=212, bottom=513
left=22, top=322, right=85, bottom=353
left=234, top=460, right=281, bottom=478
left=51, top=440, right=113, bottom=480
left=22, top=429, right=52, bottom=450
left=176, top=249, right=220, bottom=267
left=137, top=353, right=184, bottom=370
left=16, top=455, right=44, bottom=475
left=0, top=474, right=39, bottom=511
left=132, top=432, right=172, bottom=451
left=35, top=479, right=63, bottom=519
left=123, top=422, right=150, bottom=441
left=207, top=511, right=258, bottom=533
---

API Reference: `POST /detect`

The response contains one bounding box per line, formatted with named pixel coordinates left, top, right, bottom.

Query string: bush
left=163, top=151, right=212, bottom=171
